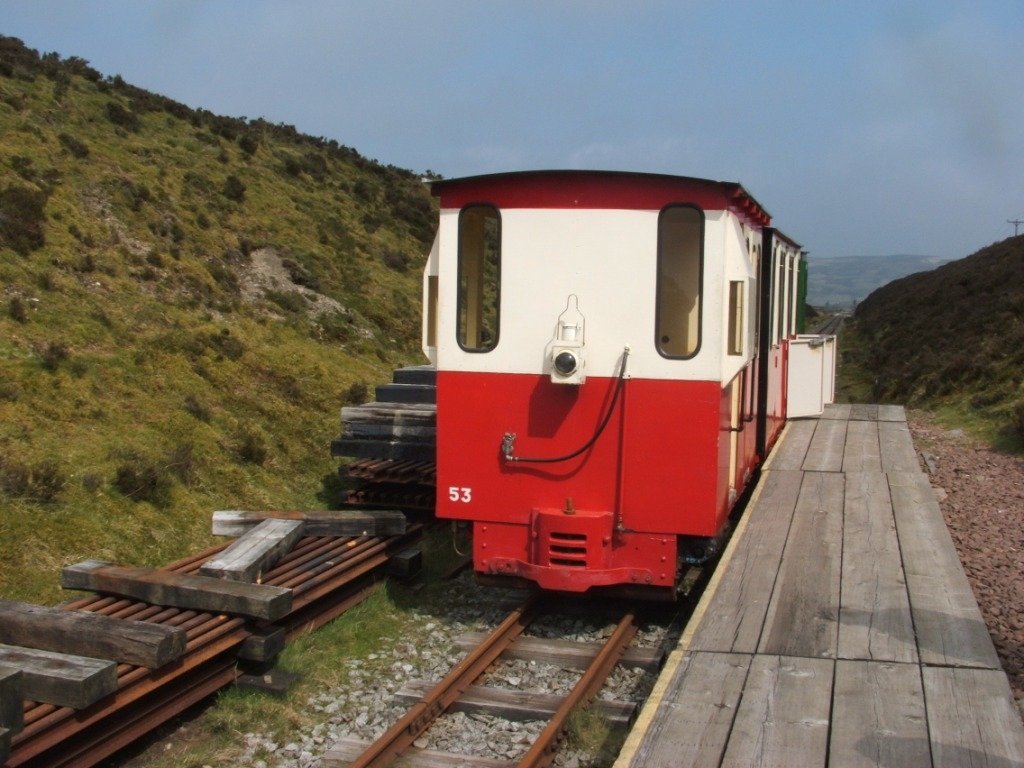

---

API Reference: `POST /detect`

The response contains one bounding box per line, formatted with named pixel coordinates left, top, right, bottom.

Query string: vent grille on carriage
left=548, top=532, right=587, bottom=567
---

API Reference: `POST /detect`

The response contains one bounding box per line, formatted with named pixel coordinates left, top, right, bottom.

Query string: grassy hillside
left=0, top=37, right=436, bottom=603
left=843, top=235, right=1024, bottom=447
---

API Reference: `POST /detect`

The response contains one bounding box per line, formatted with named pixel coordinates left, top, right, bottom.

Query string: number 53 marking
left=447, top=486, right=472, bottom=503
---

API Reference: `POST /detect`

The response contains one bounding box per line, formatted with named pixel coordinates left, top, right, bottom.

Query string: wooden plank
left=689, top=470, right=803, bottom=654
left=0, top=666, right=23, bottom=734
left=802, top=418, right=848, bottom=472
left=924, top=666, right=1024, bottom=767
left=61, top=560, right=293, bottom=622
left=0, top=644, right=117, bottom=709
left=211, top=509, right=406, bottom=537
left=0, top=599, right=186, bottom=668
left=829, top=660, right=930, bottom=768
left=877, top=404, right=906, bottom=422
left=820, top=403, right=851, bottom=420
left=838, top=472, right=918, bottom=663
left=889, top=472, right=1001, bottom=669
left=394, top=679, right=635, bottom=725
left=719, top=655, right=833, bottom=767
left=849, top=403, right=879, bottom=421
left=763, top=419, right=815, bottom=471
left=341, top=402, right=436, bottom=419
left=341, top=423, right=436, bottom=440
left=759, top=471, right=844, bottom=658
left=238, top=626, right=286, bottom=662
left=879, top=421, right=921, bottom=473
left=324, top=737, right=511, bottom=767
left=841, top=419, right=882, bottom=473
left=626, top=651, right=751, bottom=768
left=201, top=518, right=305, bottom=582
left=454, top=633, right=661, bottom=672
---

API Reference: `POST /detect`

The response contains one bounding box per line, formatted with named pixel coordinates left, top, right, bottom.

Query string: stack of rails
left=6, top=526, right=421, bottom=768
left=331, top=366, right=437, bottom=511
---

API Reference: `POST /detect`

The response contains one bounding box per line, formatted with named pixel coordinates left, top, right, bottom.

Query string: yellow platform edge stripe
left=612, top=422, right=791, bottom=767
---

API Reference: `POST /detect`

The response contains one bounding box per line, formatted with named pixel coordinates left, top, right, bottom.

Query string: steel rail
left=349, top=595, right=542, bottom=768
left=518, top=610, right=639, bottom=767
left=8, top=526, right=421, bottom=768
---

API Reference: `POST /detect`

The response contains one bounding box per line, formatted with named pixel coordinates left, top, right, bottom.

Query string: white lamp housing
left=550, top=295, right=586, bottom=385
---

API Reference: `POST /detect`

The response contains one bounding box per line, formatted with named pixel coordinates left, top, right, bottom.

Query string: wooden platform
left=616, top=404, right=1024, bottom=768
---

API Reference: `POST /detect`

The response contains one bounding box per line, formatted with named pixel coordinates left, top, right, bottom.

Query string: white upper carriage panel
left=422, top=170, right=771, bottom=384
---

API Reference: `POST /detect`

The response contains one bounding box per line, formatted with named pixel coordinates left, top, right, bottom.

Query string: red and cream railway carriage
left=421, top=170, right=818, bottom=598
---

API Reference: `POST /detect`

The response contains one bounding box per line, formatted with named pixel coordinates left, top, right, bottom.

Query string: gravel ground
left=235, top=575, right=668, bottom=768
left=907, top=411, right=1024, bottom=705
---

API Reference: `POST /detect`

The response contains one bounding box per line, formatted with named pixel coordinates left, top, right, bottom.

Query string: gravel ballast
left=908, top=413, right=1024, bottom=705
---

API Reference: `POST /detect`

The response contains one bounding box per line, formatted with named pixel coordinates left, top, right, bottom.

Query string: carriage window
left=457, top=205, right=500, bottom=352
left=789, top=256, right=799, bottom=337
left=776, top=254, right=786, bottom=344
left=728, top=280, right=744, bottom=356
left=656, top=206, right=703, bottom=358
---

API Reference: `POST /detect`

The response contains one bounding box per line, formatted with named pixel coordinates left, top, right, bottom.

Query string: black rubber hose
left=503, top=348, right=629, bottom=464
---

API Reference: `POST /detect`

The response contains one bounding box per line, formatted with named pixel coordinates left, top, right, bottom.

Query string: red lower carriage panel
left=475, top=512, right=677, bottom=592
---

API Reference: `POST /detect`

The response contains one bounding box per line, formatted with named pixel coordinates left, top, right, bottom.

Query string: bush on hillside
left=222, top=174, right=246, bottom=202
left=0, top=184, right=48, bottom=254
left=0, top=455, right=66, bottom=503
left=238, top=133, right=259, bottom=157
left=58, top=132, right=89, bottom=158
left=113, top=454, right=173, bottom=506
left=105, top=100, right=140, bottom=131
left=235, top=425, right=269, bottom=465
left=8, top=296, right=28, bottom=322
left=1012, top=400, right=1024, bottom=440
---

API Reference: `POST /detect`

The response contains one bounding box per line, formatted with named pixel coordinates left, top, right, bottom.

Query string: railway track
left=6, top=527, right=422, bottom=768
left=326, top=596, right=647, bottom=768
left=815, top=311, right=847, bottom=336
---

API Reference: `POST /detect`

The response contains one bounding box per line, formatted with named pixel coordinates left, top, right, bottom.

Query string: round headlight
left=553, top=351, right=578, bottom=376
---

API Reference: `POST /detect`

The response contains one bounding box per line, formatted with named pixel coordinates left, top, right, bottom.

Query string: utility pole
left=1009, top=218, right=1024, bottom=236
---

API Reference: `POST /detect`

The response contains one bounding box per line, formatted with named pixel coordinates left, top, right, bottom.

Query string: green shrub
left=58, top=132, right=90, bottom=158
left=238, top=133, right=258, bottom=157
left=166, top=442, right=196, bottom=485
left=236, top=425, right=269, bottom=465
left=344, top=381, right=369, bottom=405
left=183, top=394, right=212, bottom=422
left=208, top=328, right=245, bottom=360
left=222, top=174, right=246, bottom=202
left=0, top=455, right=66, bottom=503
left=40, top=341, right=69, bottom=371
left=318, top=311, right=353, bottom=342
left=1011, top=400, right=1024, bottom=439
left=281, top=257, right=321, bottom=291
left=105, top=100, right=140, bottom=131
left=113, top=453, right=172, bottom=506
left=207, top=261, right=240, bottom=295
left=382, top=249, right=409, bottom=272
left=0, top=184, right=48, bottom=254
left=0, top=379, right=20, bottom=401
left=9, top=296, right=28, bottom=322
left=265, top=289, right=307, bottom=313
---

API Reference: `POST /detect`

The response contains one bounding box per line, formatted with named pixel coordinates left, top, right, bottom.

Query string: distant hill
left=0, top=36, right=435, bottom=602
left=807, top=254, right=950, bottom=308
left=849, top=236, right=1024, bottom=441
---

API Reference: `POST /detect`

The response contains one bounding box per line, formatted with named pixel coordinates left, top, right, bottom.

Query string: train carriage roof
left=430, top=169, right=771, bottom=226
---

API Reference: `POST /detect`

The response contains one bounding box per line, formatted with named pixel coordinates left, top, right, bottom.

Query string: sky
left=2, top=1, right=1023, bottom=260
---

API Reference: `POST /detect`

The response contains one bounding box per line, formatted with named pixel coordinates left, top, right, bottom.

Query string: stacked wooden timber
left=330, top=366, right=436, bottom=464
left=331, top=366, right=437, bottom=513
left=3, top=508, right=420, bottom=768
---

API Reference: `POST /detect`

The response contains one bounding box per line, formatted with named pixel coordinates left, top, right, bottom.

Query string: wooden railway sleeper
left=349, top=595, right=542, bottom=768
left=518, top=610, right=639, bottom=768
